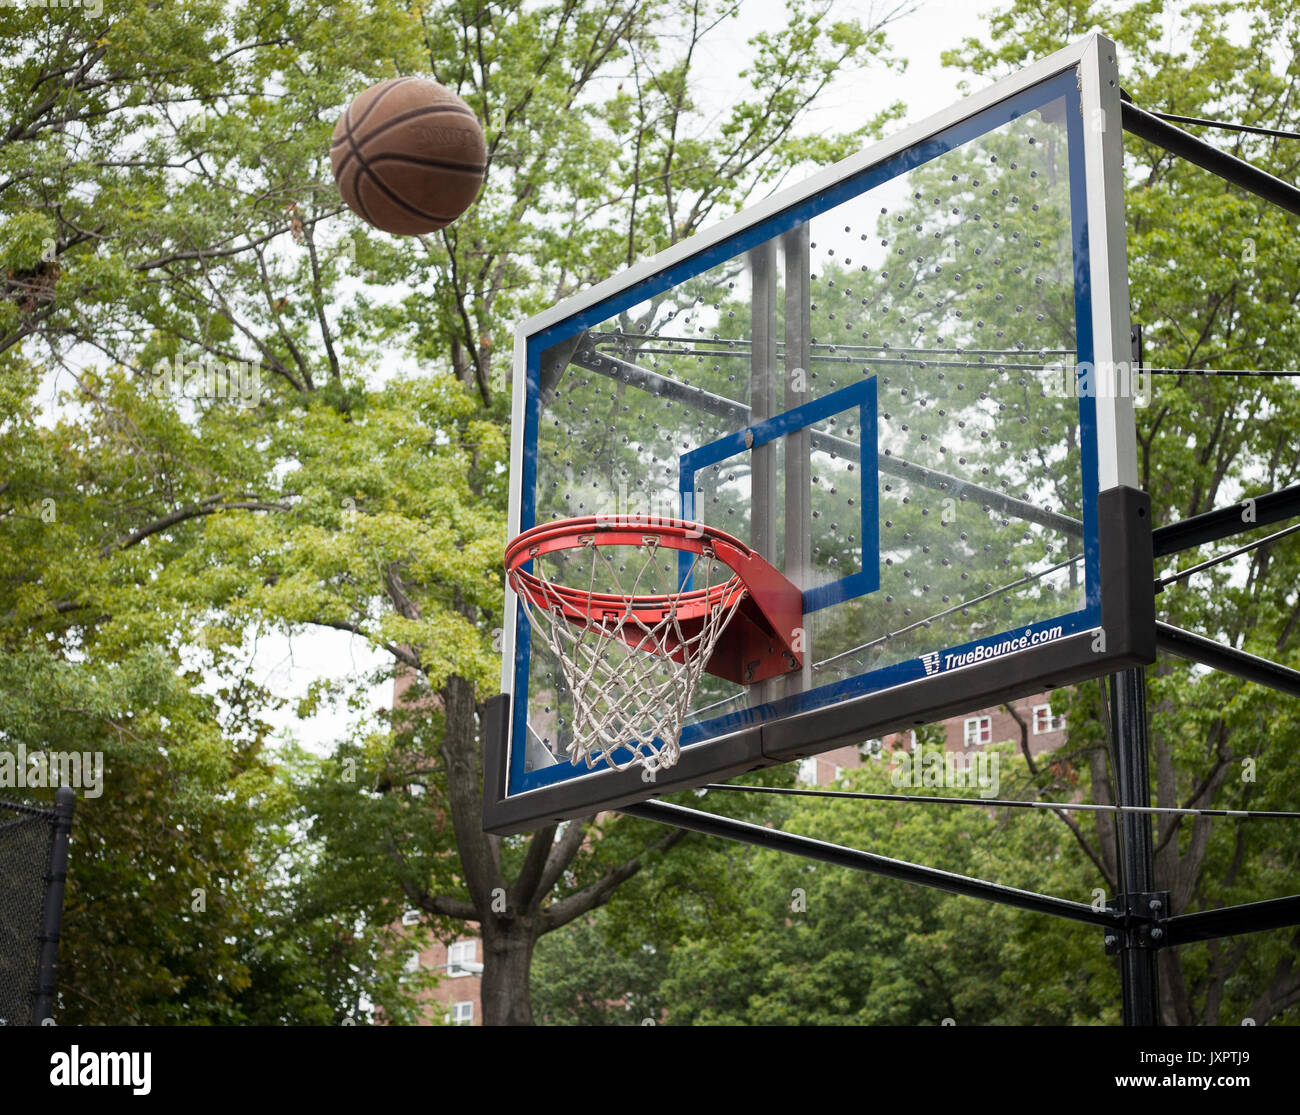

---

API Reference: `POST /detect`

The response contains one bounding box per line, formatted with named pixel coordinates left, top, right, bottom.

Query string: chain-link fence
left=0, top=791, right=75, bottom=1026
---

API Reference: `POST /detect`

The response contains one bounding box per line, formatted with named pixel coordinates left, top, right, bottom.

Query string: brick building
left=401, top=916, right=484, bottom=1026
left=796, top=693, right=1067, bottom=784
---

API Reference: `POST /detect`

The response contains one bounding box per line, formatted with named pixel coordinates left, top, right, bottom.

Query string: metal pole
left=1151, top=483, right=1300, bottom=557
left=33, top=786, right=74, bottom=1024
left=1165, top=895, right=1300, bottom=947
left=622, top=799, right=1120, bottom=928
left=1111, top=668, right=1160, bottom=1025
left=1121, top=99, right=1300, bottom=218
left=1156, top=621, right=1300, bottom=698
left=781, top=223, right=812, bottom=694
left=750, top=241, right=779, bottom=708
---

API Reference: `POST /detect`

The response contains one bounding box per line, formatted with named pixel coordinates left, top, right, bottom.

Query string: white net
left=510, top=534, right=748, bottom=774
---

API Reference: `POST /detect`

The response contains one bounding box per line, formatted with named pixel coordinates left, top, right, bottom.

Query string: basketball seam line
left=350, top=123, right=480, bottom=227
left=350, top=162, right=375, bottom=228
left=336, top=82, right=482, bottom=229
left=361, top=168, right=462, bottom=226
left=335, top=103, right=484, bottom=185
left=362, top=153, right=486, bottom=174
left=344, top=103, right=482, bottom=160
left=342, top=113, right=377, bottom=227
left=332, top=76, right=418, bottom=185
left=356, top=153, right=462, bottom=227
left=337, top=79, right=418, bottom=223
left=345, top=76, right=417, bottom=138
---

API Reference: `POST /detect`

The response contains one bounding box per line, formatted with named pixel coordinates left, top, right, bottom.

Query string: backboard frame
left=484, top=34, right=1153, bottom=836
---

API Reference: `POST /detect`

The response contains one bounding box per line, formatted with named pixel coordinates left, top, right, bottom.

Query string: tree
left=1, top=0, right=911, bottom=1023
left=651, top=746, right=1118, bottom=1025
left=941, top=0, right=1300, bottom=1025
left=531, top=917, right=669, bottom=1025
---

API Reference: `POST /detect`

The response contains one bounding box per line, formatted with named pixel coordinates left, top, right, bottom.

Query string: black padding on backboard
left=482, top=719, right=767, bottom=835
left=480, top=692, right=510, bottom=808
left=1099, top=483, right=1155, bottom=661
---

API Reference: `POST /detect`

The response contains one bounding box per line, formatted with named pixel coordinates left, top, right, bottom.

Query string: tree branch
left=1003, top=702, right=1114, bottom=889
left=310, top=618, right=422, bottom=670
left=539, top=824, right=688, bottom=931
left=417, top=891, right=479, bottom=921
left=508, top=823, right=558, bottom=910
left=101, top=496, right=290, bottom=556
left=535, top=814, right=595, bottom=899
left=390, top=843, right=478, bottom=921
left=440, top=674, right=506, bottom=913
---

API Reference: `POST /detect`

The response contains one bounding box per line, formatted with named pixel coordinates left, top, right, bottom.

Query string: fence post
left=33, top=786, right=75, bottom=1025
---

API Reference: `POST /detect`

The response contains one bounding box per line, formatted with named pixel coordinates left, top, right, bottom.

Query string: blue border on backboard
left=678, top=377, right=880, bottom=613
left=510, top=67, right=1100, bottom=799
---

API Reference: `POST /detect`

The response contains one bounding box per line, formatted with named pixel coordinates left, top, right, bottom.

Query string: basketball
left=330, top=77, right=487, bottom=236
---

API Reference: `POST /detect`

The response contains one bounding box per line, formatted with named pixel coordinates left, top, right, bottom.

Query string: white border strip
left=500, top=327, right=527, bottom=694
left=1078, top=35, right=1138, bottom=490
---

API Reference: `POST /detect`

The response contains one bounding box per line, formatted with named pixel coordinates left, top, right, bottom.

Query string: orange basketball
left=330, top=77, right=487, bottom=235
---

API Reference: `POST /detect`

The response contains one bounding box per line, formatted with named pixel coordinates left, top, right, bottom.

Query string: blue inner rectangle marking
left=677, top=376, right=880, bottom=612
left=508, top=67, right=1103, bottom=800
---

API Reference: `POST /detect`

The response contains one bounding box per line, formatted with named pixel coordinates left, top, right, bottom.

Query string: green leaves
left=0, top=211, right=57, bottom=271
left=620, top=753, right=1112, bottom=1025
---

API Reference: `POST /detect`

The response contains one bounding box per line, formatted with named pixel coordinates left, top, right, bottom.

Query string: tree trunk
left=480, top=922, right=538, bottom=1025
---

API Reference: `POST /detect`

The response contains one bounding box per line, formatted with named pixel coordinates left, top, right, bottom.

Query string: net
left=509, top=529, right=749, bottom=774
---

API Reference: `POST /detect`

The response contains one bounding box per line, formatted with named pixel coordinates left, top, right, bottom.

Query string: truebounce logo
left=942, top=624, right=1064, bottom=671
left=151, top=353, right=261, bottom=409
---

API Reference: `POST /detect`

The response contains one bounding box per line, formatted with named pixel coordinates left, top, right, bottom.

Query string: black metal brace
left=1104, top=891, right=1171, bottom=955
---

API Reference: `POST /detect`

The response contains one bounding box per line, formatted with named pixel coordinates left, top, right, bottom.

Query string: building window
left=450, top=1001, right=474, bottom=1026
left=964, top=716, right=992, bottom=747
left=401, top=909, right=421, bottom=927
left=1033, top=705, right=1066, bottom=734
left=447, top=939, right=477, bottom=977
left=403, top=950, right=421, bottom=975
left=861, top=738, right=883, bottom=760
left=796, top=757, right=819, bottom=784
